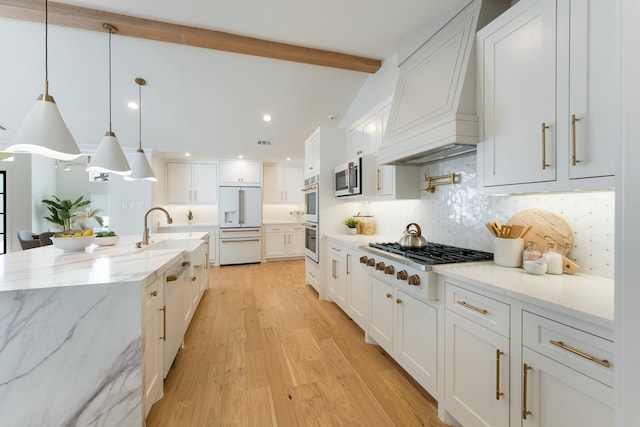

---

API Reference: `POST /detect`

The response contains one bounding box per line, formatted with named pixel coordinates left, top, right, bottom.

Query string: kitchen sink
left=146, top=239, right=207, bottom=265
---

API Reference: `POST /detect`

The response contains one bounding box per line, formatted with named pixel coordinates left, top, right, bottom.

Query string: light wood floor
left=147, top=260, right=447, bottom=427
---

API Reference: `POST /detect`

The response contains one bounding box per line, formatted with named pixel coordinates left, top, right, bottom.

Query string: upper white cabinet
left=167, top=162, right=217, bottom=204
left=219, top=159, right=262, bottom=186
left=346, top=112, right=378, bottom=159
left=263, top=165, right=303, bottom=204
left=304, top=131, right=320, bottom=177
left=478, top=0, right=619, bottom=193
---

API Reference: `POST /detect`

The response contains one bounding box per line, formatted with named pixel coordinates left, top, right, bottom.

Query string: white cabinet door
left=368, top=274, right=394, bottom=353
left=445, top=310, right=510, bottom=427
left=263, top=166, right=282, bottom=203
left=347, top=250, right=368, bottom=330
left=286, top=225, right=305, bottom=256
left=282, top=166, right=303, bottom=203
left=265, top=231, right=287, bottom=258
left=142, top=277, right=163, bottom=417
left=304, top=131, right=320, bottom=177
left=346, top=113, right=377, bottom=159
left=219, top=159, right=262, bottom=185
left=480, top=0, right=557, bottom=187
left=566, top=0, right=618, bottom=180
left=327, top=245, right=347, bottom=309
left=395, top=290, right=437, bottom=391
left=166, top=162, right=192, bottom=203
left=263, top=166, right=303, bottom=203
left=522, top=348, right=613, bottom=427
left=192, top=163, right=217, bottom=203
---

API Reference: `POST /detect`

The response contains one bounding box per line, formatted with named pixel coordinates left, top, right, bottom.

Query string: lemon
left=82, top=229, right=93, bottom=236
left=74, top=232, right=82, bottom=237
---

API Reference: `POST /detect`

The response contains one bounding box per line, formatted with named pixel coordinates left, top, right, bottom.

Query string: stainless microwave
left=335, top=157, right=362, bottom=197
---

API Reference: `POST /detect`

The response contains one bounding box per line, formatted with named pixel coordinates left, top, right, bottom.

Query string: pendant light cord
left=45, top=0, right=48, bottom=83
left=138, top=82, right=142, bottom=150
left=108, top=27, right=113, bottom=133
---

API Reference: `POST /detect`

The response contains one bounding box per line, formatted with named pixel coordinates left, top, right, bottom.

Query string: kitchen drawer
left=327, top=242, right=347, bottom=261
left=445, top=283, right=510, bottom=337
left=286, top=224, right=304, bottom=233
left=522, top=311, right=614, bottom=387
left=143, top=277, right=161, bottom=310
left=264, top=224, right=286, bottom=233
left=305, top=258, right=319, bottom=291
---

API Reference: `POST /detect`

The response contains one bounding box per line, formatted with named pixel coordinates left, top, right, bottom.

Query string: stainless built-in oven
left=303, top=175, right=319, bottom=223
left=303, top=222, right=319, bottom=262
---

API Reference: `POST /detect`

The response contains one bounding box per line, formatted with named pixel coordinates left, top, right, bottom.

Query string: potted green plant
left=343, top=217, right=360, bottom=235
left=187, top=209, right=194, bottom=224
left=42, top=195, right=91, bottom=233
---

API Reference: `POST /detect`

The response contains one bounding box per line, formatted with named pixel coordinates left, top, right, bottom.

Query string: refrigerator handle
left=239, top=188, right=245, bottom=224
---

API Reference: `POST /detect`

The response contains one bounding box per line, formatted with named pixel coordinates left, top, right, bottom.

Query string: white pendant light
left=6, top=0, right=81, bottom=161
left=124, top=77, right=157, bottom=182
left=87, top=23, right=131, bottom=176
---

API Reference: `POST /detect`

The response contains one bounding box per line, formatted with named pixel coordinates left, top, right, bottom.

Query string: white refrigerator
left=218, top=186, right=262, bottom=265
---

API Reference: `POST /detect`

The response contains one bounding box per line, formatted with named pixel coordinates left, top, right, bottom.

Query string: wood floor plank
left=147, top=260, right=447, bottom=427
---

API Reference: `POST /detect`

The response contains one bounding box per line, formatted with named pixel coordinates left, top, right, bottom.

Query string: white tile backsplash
left=347, top=153, right=614, bottom=278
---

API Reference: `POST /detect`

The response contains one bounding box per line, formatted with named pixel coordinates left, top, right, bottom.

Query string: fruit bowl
left=94, top=235, right=120, bottom=246
left=51, top=236, right=95, bottom=252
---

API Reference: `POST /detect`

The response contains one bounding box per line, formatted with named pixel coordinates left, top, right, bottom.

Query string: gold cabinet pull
left=396, top=298, right=402, bottom=304
left=456, top=300, right=488, bottom=315
left=541, top=122, right=551, bottom=170
left=571, top=114, right=581, bottom=166
left=346, top=254, right=351, bottom=275
left=496, top=349, right=505, bottom=400
left=549, top=340, right=611, bottom=368
left=331, top=259, right=337, bottom=279
left=160, top=306, right=167, bottom=341
left=522, top=363, right=533, bottom=419
left=150, top=290, right=157, bottom=297
left=377, top=168, right=382, bottom=191
left=386, top=293, right=392, bottom=299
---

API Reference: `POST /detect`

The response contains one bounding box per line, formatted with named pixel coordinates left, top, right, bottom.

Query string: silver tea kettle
left=398, top=223, right=427, bottom=249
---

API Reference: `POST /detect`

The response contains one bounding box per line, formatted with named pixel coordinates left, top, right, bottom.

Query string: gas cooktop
left=368, top=242, right=493, bottom=265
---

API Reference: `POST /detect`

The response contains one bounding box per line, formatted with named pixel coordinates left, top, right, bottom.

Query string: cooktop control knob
left=396, top=270, right=408, bottom=281
left=359, top=256, right=369, bottom=264
left=384, top=265, right=395, bottom=275
left=407, top=275, right=421, bottom=286
left=375, top=261, right=386, bottom=271
left=366, top=258, right=376, bottom=267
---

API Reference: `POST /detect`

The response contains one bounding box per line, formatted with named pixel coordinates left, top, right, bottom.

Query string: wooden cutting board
left=507, top=209, right=572, bottom=254
left=507, top=209, right=579, bottom=274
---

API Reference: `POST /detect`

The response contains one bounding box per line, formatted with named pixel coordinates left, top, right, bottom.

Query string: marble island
left=0, top=232, right=209, bottom=426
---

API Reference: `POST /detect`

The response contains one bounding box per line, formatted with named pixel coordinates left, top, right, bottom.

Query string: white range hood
left=378, top=0, right=509, bottom=165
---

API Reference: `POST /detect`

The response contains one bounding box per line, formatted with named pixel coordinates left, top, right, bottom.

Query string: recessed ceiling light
left=238, top=155, right=244, bottom=159
left=185, top=152, right=191, bottom=157
left=128, top=101, right=139, bottom=110
left=263, top=114, right=272, bottom=122
left=286, top=157, right=291, bottom=161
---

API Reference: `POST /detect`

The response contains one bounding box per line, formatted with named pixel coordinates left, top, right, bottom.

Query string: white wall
left=339, top=54, right=399, bottom=128
left=107, top=173, right=153, bottom=237
left=0, top=154, right=32, bottom=252
left=31, top=154, right=57, bottom=233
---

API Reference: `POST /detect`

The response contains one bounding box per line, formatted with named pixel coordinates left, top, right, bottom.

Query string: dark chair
left=17, top=230, right=41, bottom=250
left=39, top=232, right=55, bottom=246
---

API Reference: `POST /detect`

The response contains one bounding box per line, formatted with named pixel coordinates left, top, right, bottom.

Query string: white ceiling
left=0, top=1, right=457, bottom=163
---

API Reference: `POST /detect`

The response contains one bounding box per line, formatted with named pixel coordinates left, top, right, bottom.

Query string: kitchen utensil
left=398, top=223, right=428, bottom=249
left=507, top=209, right=579, bottom=274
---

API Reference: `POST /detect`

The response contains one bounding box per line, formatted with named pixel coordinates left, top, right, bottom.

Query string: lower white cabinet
left=264, top=224, right=305, bottom=259
left=142, top=276, right=164, bottom=417
left=521, top=311, right=614, bottom=427
left=445, top=310, right=510, bottom=427
left=367, top=272, right=438, bottom=392
left=327, top=243, right=348, bottom=308
left=346, top=250, right=368, bottom=330
left=163, top=260, right=190, bottom=378
left=305, top=258, right=320, bottom=293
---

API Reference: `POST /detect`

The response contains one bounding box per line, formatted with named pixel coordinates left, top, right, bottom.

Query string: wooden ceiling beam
left=0, top=0, right=381, bottom=73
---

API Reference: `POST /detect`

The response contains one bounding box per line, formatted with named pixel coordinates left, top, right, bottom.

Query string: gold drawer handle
left=571, top=114, right=581, bottom=166
left=456, top=300, right=488, bottom=315
left=496, top=349, right=504, bottom=400
left=541, top=122, right=551, bottom=170
left=522, top=363, right=533, bottom=419
left=160, top=306, right=166, bottom=341
left=150, top=290, right=157, bottom=297
left=549, top=340, right=611, bottom=368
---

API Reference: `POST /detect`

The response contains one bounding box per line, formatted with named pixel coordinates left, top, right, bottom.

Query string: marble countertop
left=0, top=232, right=209, bottom=293
left=325, top=233, right=614, bottom=325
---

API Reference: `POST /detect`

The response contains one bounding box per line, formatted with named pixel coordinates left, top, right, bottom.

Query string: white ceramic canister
left=493, top=237, right=524, bottom=268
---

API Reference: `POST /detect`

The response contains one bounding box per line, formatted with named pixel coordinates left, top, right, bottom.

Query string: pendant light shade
left=5, top=0, right=80, bottom=161
left=86, top=23, right=131, bottom=176
left=125, top=77, right=156, bottom=181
